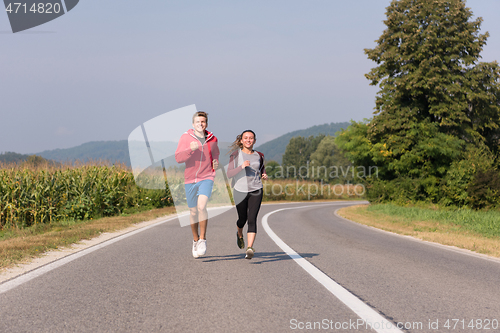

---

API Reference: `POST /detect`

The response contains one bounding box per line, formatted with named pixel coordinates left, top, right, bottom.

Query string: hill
left=0, top=151, right=31, bottom=164
left=36, top=141, right=130, bottom=165
left=256, top=122, right=350, bottom=163
left=13, top=122, right=351, bottom=166
left=0, top=152, right=60, bottom=167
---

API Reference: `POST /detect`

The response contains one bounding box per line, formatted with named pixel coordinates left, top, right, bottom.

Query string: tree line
left=271, top=0, right=500, bottom=210
left=265, top=134, right=356, bottom=184
left=338, top=0, right=500, bottom=210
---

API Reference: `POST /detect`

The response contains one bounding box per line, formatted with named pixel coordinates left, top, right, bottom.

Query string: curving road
left=1, top=201, right=499, bottom=332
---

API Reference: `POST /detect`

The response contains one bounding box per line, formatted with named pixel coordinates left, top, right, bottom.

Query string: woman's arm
left=227, top=152, right=245, bottom=178
left=259, top=152, right=268, bottom=180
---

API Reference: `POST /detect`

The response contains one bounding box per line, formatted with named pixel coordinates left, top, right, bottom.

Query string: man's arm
left=175, top=134, right=196, bottom=163
left=212, top=138, right=220, bottom=161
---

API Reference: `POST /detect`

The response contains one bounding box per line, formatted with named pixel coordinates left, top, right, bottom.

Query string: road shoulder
left=336, top=204, right=500, bottom=263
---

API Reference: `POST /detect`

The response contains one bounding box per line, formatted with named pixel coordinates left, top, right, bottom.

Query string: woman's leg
left=246, top=189, right=263, bottom=248
left=235, top=190, right=249, bottom=232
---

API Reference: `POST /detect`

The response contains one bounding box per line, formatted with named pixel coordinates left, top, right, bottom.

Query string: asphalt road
left=1, top=201, right=499, bottom=332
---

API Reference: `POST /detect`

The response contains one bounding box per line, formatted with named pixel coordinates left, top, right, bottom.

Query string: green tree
left=264, top=160, right=280, bottom=179
left=365, top=0, right=500, bottom=158
left=22, top=155, right=53, bottom=168
left=0, top=152, right=29, bottom=164
left=309, top=136, right=352, bottom=183
left=282, top=135, right=325, bottom=178
left=339, top=0, right=500, bottom=205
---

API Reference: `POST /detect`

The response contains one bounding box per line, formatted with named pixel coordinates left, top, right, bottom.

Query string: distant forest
left=0, top=152, right=30, bottom=164
left=1, top=122, right=350, bottom=166
left=257, top=122, right=350, bottom=163
left=36, top=141, right=130, bottom=165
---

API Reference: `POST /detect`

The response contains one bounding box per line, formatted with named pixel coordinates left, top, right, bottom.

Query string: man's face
left=192, top=116, right=207, bottom=134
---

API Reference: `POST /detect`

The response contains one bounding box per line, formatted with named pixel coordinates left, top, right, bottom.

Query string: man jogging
left=175, top=111, right=219, bottom=258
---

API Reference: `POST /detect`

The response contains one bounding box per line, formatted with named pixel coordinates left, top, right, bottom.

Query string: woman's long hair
left=228, top=130, right=256, bottom=153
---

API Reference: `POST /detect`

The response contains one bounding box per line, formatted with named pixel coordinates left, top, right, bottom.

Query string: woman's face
left=240, top=132, right=255, bottom=150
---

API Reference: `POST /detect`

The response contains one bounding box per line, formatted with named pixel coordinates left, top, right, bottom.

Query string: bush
left=365, top=146, right=500, bottom=210
left=440, top=147, right=498, bottom=209
left=439, top=158, right=476, bottom=207
left=467, top=168, right=500, bottom=210
left=366, top=176, right=440, bottom=205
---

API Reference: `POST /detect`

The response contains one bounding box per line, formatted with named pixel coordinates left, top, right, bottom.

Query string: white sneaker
left=245, top=247, right=254, bottom=259
left=192, top=240, right=199, bottom=258
left=197, top=239, right=207, bottom=257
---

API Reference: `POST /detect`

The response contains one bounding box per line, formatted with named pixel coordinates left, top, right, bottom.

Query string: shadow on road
left=200, top=252, right=319, bottom=264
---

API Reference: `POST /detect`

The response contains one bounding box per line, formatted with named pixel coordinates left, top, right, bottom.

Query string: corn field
left=0, top=162, right=172, bottom=229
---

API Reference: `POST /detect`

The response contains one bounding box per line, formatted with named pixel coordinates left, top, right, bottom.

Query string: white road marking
left=262, top=204, right=403, bottom=333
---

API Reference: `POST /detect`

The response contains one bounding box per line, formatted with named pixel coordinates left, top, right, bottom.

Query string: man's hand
left=261, top=173, right=268, bottom=180
left=190, top=141, right=199, bottom=151
left=212, top=159, right=219, bottom=170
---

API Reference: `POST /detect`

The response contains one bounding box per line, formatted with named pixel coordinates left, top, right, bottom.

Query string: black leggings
left=234, top=189, right=263, bottom=233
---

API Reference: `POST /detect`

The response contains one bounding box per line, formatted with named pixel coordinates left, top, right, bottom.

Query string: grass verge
left=0, top=206, right=177, bottom=270
left=337, top=204, right=500, bottom=258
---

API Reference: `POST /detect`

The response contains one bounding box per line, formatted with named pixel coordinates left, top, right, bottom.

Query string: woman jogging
left=227, top=130, right=267, bottom=259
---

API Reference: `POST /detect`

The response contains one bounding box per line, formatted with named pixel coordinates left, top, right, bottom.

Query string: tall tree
left=362, top=0, right=500, bottom=177
left=338, top=0, right=500, bottom=205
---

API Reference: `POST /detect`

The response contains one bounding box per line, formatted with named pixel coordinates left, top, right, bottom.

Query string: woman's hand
left=261, top=173, right=268, bottom=180
left=242, top=160, right=250, bottom=169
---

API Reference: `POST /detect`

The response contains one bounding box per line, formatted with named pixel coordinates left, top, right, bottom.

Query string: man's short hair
left=192, top=111, right=208, bottom=123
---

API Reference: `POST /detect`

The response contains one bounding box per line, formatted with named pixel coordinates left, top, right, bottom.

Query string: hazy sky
left=1, top=0, right=499, bottom=154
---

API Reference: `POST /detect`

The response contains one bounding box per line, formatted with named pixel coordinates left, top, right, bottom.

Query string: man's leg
left=189, top=206, right=201, bottom=258
left=193, top=180, right=213, bottom=257
left=197, top=194, right=209, bottom=239
left=189, top=207, right=199, bottom=241
left=185, top=182, right=200, bottom=242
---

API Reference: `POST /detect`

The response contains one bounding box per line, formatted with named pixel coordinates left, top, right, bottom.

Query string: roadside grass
left=337, top=204, right=500, bottom=258
left=0, top=206, right=177, bottom=270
